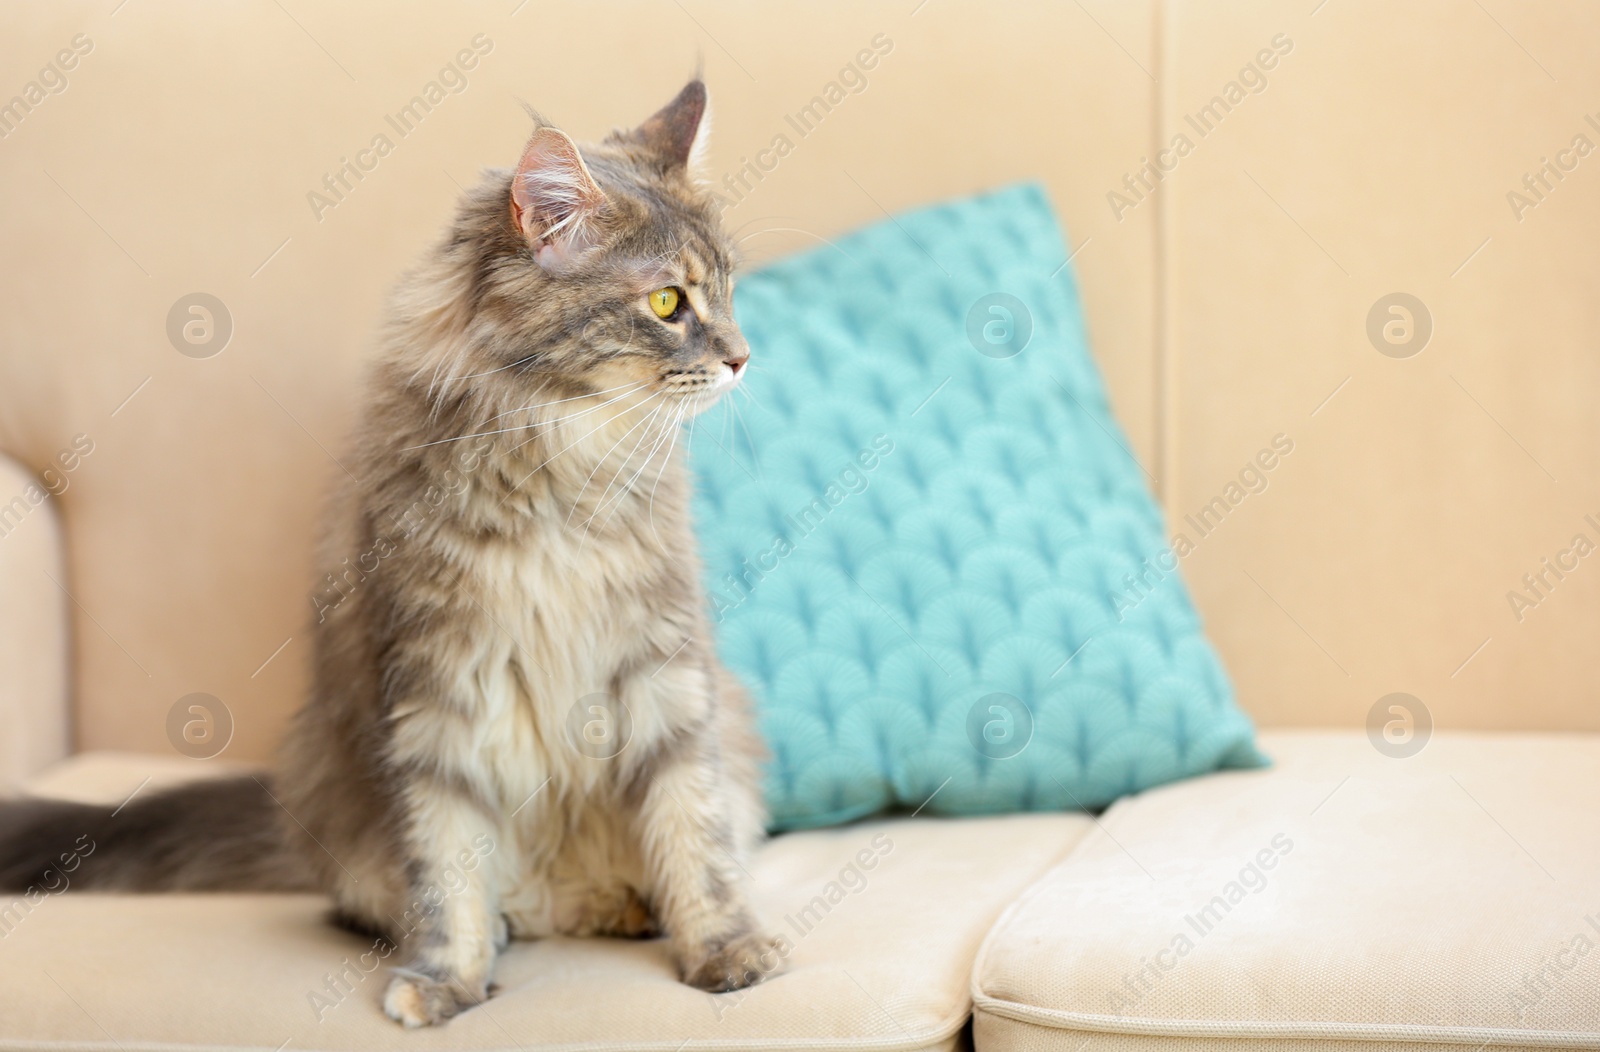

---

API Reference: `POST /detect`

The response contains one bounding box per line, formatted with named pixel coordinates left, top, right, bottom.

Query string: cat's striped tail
left=0, top=776, right=314, bottom=893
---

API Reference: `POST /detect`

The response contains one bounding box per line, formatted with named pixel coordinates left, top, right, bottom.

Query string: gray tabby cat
left=0, top=80, right=781, bottom=1026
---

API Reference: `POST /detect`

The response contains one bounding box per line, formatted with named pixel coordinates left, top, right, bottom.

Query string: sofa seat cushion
left=20, top=749, right=253, bottom=803
left=972, top=729, right=1600, bottom=1052
left=3, top=752, right=1090, bottom=1052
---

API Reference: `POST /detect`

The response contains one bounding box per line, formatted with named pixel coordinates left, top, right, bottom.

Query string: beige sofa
left=1, top=1, right=1596, bottom=1049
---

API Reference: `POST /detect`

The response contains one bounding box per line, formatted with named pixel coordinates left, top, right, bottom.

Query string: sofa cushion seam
left=970, top=993, right=1600, bottom=1047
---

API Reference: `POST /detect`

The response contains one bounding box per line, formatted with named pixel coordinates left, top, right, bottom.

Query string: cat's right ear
left=511, top=126, right=607, bottom=270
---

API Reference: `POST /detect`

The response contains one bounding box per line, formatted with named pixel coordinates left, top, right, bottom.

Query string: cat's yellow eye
left=648, top=286, right=681, bottom=320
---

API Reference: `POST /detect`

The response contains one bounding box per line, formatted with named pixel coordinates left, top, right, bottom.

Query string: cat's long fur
left=0, top=81, right=780, bottom=1026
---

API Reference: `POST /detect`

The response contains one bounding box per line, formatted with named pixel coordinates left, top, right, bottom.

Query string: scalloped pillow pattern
left=688, top=183, right=1264, bottom=832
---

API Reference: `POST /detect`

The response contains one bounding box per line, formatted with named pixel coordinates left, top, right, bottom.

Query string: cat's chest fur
left=444, top=511, right=677, bottom=776
left=425, top=467, right=702, bottom=936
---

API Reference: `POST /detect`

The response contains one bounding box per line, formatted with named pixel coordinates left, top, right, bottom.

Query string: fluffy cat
left=0, top=80, right=780, bottom=1027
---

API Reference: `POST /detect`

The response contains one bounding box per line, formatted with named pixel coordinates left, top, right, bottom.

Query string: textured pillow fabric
left=689, top=183, right=1264, bottom=832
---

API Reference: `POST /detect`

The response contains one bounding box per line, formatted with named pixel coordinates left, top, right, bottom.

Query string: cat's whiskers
left=734, top=225, right=858, bottom=262
left=637, top=400, right=691, bottom=550
left=499, top=377, right=673, bottom=463
left=446, top=351, right=539, bottom=384
left=568, top=403, right=674, bottom=542
left=718, top=392, right=734, bottom=452
left=403, top=381, right=654, bottom=452
left=497, top=387, right=669, bottom=508
left=595, top=404, right=686, bottom=544
left=732, top=370, right=766, bottom=414
left=728, top=393, right=758, bottom=471
left=425, top=338, right=480, bottom=406
left=575, top=404, right=675, bottom=546
left=726, top=214, right=796, bottom=242
left=513, top=387, right=653, bottom=440
left=589, top=384, right=722, bottom=548
left=482, top=378, right=653, bottom=425
left=587, top=397, right=687, bottom=541
left=633, top=235, right=693, bottom=278
left=560, top=391, right=671, bottom=527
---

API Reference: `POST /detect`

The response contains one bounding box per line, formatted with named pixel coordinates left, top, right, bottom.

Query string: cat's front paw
left=681, top=929, right=787, bottom=993
left=382, top=968, right=486, bottom=1027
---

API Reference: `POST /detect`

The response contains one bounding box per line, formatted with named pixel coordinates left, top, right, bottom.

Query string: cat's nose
left=718, top=333, right=749, bottom=375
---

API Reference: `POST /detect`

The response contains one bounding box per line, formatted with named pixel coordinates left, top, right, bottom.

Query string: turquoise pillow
left=689, top=183, right=1264, bottom=831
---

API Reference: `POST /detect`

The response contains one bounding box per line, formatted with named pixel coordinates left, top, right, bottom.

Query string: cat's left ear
left=511, top=126, right=608, bottom=270
left=633, top=79, right=709, bottom=171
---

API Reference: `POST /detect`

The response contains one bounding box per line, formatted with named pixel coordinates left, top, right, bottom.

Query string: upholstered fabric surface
left=972, top=729, right=1600, bottom=1052
left=0, top=453, right=70, bottom=791
left=2, top=752, right=1090, bottom=1052
left=692, top=184, right=1262, bottom=831
left=20, top=749, right=252, bottom=805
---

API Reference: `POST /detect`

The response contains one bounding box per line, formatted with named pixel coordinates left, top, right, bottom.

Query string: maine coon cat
left=0, top=80, right=781, bottom=1026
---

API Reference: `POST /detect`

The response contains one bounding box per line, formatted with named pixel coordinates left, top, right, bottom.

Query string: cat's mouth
left=657, top=359, right=744, bottom=410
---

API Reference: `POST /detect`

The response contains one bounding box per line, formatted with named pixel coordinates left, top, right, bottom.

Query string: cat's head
left=464, top=79, right=746, bottom=419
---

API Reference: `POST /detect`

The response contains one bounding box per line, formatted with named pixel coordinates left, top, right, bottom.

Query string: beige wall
left=0, top=0, right=1592, bottom=768
left=1163, top=0, right=1600, bottom=732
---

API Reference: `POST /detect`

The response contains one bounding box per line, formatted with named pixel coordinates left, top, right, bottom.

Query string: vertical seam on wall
left=1152, top=0, right=1177, bottom=518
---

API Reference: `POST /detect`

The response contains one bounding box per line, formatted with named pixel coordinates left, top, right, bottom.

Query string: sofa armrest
left=0, top=452, right=70, bottom=791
